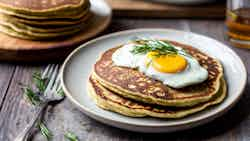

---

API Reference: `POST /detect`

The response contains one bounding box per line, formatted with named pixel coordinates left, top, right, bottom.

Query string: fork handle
left=14, top=102, right=48, bottom=141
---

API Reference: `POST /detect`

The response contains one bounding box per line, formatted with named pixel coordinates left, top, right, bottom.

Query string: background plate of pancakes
left=0, top=0, right=111, bottom=61
left=61, top=29, right=247, bottom=133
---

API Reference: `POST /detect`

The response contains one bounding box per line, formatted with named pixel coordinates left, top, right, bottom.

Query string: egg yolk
left=146, top=52, right=187, bottom=73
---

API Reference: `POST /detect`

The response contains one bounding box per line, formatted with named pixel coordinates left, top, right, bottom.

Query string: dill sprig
left=65, top=132, right=79, bottom=141
left=38, top=122, right=53, bottom=141
left=20, top=71, right=47, bottom=106
left=131, top=39, right=188, bottom=57
left=20, top=71, right=70, bottom=140
left=32, top=72, right=47, bottom=93
left=21, top=85, right=41, bottom=106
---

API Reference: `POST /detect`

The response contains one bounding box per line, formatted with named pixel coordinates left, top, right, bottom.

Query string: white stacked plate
left=61, top=29, right=247, bottom=133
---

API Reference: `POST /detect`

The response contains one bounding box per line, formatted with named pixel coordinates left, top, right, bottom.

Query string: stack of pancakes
left=88, top=41, right=227, bottom=119
left=0, top=0, right=91, bottom=40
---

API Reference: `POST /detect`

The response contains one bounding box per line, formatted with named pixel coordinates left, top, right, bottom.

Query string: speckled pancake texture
left=1, top=0, right=82, bottom=10
left=88, top=76, right=227, bottom=118
left=0, top=0, right=90, bottom=19
left=0, top=12, right=91, bottom=26
left=0, top=11, right=92, bottom=40
left=0, top=23, right=84, bottom=40
left=93, top=40, right=224, bottom=107
left=0, top=13, right=91, bottom=33
left=0, top=0, right=91, bottom=40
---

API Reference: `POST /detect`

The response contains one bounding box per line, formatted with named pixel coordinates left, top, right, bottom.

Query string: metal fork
left=14, top=64, right=65, bottom=141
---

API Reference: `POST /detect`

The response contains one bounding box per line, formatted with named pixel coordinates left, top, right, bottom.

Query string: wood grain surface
left=107, top=0, right=226, bottom=18
left=0, top=18, right=250, bottom=141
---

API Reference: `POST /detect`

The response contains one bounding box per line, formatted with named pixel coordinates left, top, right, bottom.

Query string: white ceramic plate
left=147, top=0, right=217, bottom=5
left=61, top=29, right=247, bottom=133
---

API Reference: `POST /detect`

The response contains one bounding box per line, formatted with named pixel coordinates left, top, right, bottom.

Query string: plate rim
left=61, top=28, right=247, bottom=127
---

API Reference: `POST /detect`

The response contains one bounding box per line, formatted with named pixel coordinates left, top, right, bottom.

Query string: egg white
left=112, top=43, right=208, bottom=88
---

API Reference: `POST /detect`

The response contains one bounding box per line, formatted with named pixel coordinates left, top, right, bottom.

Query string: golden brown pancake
left=0, top=23, right=84, bottom=40
left=0, top=11, right=92, bottom=26
left=88, top=76, right=227, bottom=118
left=0, top=0, right=90, bottom=19
left=0, top=13, right=91, bottom=33
left=93, top=40, right=224, bottom=107
left=0, top=5, right=92, bottom=40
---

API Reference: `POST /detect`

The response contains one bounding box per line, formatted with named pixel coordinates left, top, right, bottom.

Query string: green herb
left=21, top=85, right=41, bottom=106
left=65, top=132, right=79, bottom=141
left=38, top=122, right=53, bottom=141
left=20, top=70, right=70, bottom=140
left=131, top=39, right=188, bottom=57
left=32, top=72, right=47, bottom=92
left=57, top=88, right=65, bottom=97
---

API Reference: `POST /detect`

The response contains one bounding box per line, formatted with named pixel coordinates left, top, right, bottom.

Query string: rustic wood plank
left=107, top=0, right=225, bottom=18
left=0, top=65, right=42, bottom=141
left=0, top=64, right=16, bottom=110
left=105, top=18, right=189, bottom=32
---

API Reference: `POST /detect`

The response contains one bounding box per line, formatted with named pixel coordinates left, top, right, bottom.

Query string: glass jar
left=226, top=0, right=250, bottom=49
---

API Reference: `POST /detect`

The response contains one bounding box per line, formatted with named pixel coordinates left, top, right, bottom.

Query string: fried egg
left=112, top=43, right=208, bottom=88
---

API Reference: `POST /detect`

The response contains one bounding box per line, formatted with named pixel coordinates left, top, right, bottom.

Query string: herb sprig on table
left=32, top=72, right=47, bottom=93
left=65, top=132, right=79, bottom=141
left=20, top=72, right=78, bottom=141
left=20, top=72, right=46, bottom=106
left=38, top=121, right=53, bottom=140
left=130, top=39, right=189, bottom=57
left=21, top=86, right=41, bottom=105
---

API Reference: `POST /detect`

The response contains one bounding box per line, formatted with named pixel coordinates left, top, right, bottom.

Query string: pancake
left=0, top=0, right=90, bottom=19
left=0, top=11, right=92, bottom=26
left=0, top=4, right=90, bottom=20
left=0, top=13, right=91, bottom=33
left=88, top=76, right=227, bottom=118
left=0, top=23, right=84, bottom=40
left=93, top=40, right=224, bottom=107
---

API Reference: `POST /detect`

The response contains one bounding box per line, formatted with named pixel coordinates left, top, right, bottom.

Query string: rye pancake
left=93, top=40, right=224, bottom=107
left=0, top=10, right=91, bottom=26
left=0, top=24, right=84, bottom=40
left=0, top=14, right=90, bottom=33
left=88, top=76, right=226, bottom=118
left=0, top=0, right=90, bottom=19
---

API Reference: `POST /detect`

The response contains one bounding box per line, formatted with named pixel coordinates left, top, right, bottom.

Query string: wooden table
left=0, top=18, right=250, bottom=141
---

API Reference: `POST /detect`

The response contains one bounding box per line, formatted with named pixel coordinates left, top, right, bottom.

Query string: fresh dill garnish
left=20, top=71, right=48, bottom=106
left=38, top=122, right=53, bottom=141
left=65, top=131, right=79, bottom=141
left=32, top=72, right=47, bottom=93
left=21, top=85, right=41, bottom=106
left=20, top=70, right=68, bottom=140
left=130, top=39, right=188, bottom=57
